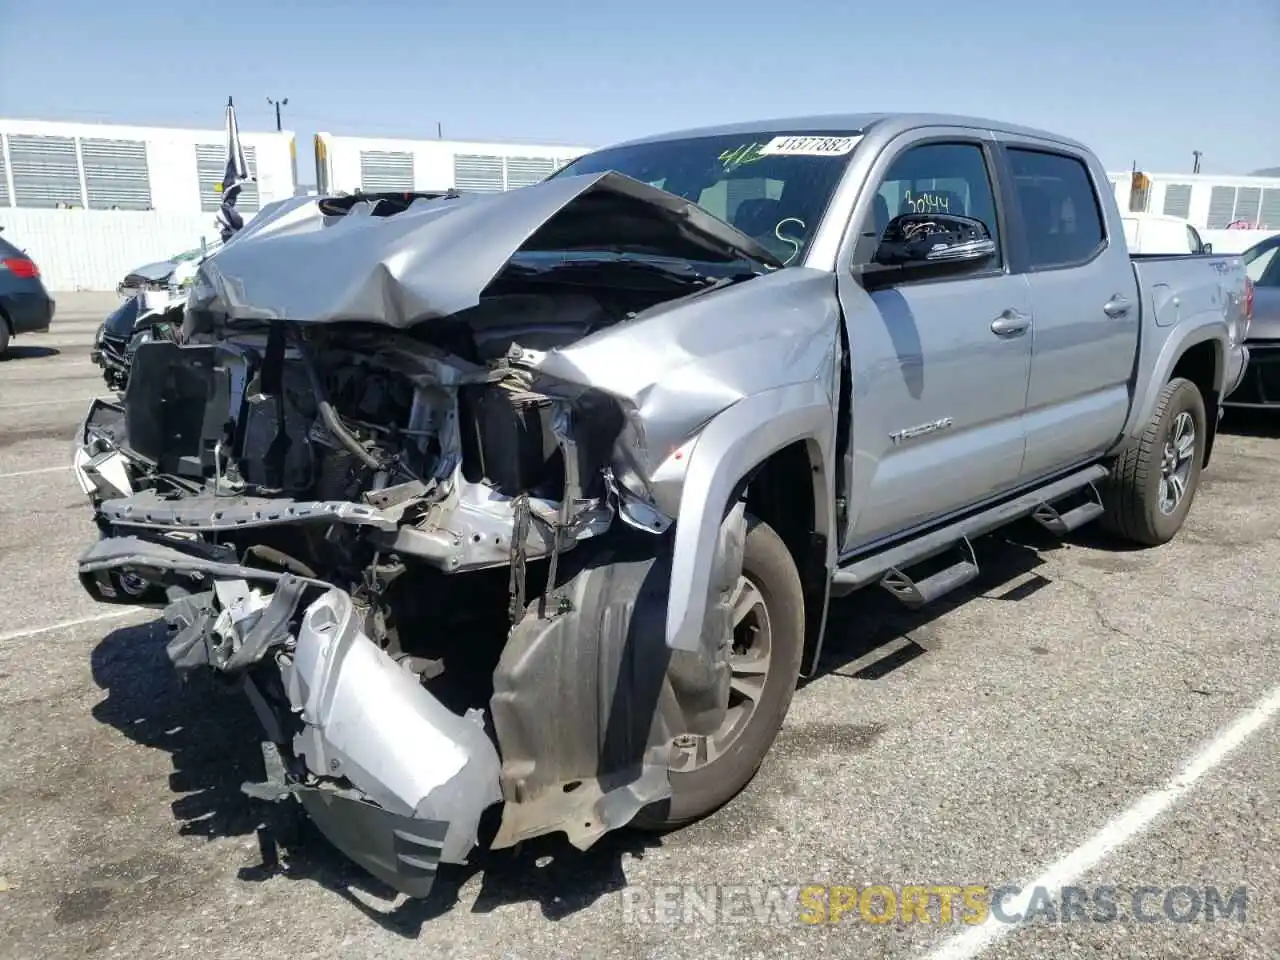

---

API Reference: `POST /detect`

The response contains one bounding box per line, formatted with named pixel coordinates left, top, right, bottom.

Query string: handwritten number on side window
left=902, top=190, right=951, bottom=214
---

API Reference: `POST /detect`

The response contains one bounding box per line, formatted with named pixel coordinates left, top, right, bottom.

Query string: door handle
left=990, top=309, right=1031, bottom=337
left=1103, top=295, right=1132, bottom=318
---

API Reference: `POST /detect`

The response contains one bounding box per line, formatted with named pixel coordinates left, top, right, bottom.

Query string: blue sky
left=3, top=0, right=1277, bottom=177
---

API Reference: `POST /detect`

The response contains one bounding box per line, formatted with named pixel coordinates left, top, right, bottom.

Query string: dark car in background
left=1225, top=232, right=1280, bottom=408
left=0, top=228, right=54, bottom=358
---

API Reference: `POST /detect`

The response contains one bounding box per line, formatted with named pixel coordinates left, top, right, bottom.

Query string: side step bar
left=832, top=464, right=1110, bottom=602
left=1031, top=480, right=1104, bottom=535
left=879, top=537, right=979, bottom=608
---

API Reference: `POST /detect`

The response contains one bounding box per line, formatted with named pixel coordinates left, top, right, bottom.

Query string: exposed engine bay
left=72, top=174, right=784, bottom=898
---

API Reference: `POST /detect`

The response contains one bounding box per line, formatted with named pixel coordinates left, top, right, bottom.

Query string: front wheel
left=632, top=515, right=805, bottom=830
left=1100, top=376, right=1207, bottom=546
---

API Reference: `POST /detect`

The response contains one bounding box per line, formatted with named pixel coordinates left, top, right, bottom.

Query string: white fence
left=0, top=208, right=230, bottom=291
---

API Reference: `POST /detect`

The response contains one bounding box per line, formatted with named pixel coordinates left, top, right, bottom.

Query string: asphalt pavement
left=0, top=294, right=1276, bottom=960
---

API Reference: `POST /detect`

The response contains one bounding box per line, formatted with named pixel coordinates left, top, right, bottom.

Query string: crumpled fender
left=665, top=380, right=836, bottom=652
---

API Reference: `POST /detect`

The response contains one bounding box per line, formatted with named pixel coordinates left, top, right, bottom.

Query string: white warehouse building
left=0, top=117, right=298, bottom=290
left=312, top=132, right=592, bottom=196
left=0, top=118, right=594, bottom=291
left=1104, top=169, right=1280, bottom=252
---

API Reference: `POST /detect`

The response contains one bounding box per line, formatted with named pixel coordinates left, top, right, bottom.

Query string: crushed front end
left=72, top=176, right=781, bottom=898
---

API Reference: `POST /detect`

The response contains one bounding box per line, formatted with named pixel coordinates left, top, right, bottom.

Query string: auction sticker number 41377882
left=720, top=135, right=863, bottom=171
left=759, top=135, right=863, bottom=156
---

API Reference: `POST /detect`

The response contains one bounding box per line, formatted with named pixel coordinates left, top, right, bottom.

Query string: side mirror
left=857, top=213, right=997, bottom=289
left=1201, top=242, right=1213, bottom=255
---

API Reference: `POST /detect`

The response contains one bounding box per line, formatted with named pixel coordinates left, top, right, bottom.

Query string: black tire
left=1100, top=376, right=1206, bottom=546
left=0, top=319, right=10, bottom=359
left=632, top=515, right=805, bottom=830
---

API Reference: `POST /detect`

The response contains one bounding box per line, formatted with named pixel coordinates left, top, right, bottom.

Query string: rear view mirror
left=858, top=213, right=997, bottom=289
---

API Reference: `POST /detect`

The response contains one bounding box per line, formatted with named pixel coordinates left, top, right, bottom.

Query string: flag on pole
left=215, top=96, right=252, bottom=242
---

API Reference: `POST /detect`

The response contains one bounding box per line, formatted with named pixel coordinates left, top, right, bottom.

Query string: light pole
left=267, top=96, right=289, bottom=132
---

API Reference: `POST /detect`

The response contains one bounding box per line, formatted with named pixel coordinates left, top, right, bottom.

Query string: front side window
left=1007, top=148, right=1106, bottom=269
left=553, top=131, right=861, bottom=265
left=869, top=142, right=1002, bottom=264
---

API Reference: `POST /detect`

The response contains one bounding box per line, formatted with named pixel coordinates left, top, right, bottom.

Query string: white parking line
left=0, top=608, right=152, bottom=645
left=0, top=465, right=69, bottom=480
left=924, top=682, right=1280, bottom=960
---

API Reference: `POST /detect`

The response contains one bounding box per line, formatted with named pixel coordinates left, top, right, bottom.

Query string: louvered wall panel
left=196, top=143, right=260, bottom=212
left=454, top=154, right=504, bottom=193
left=8, top=134, right=81, bottom=208
left=1260, top=189, right=1280, bottom=229
left=359, top=150, right=414, bottom=192
left=81, top=138, right=151, bottom=210
left=1162, top=183, right=1192, bottom=218
left=1233, top=186, right=1262, bottom=224
left=1206, top=186, right=1237, bottom=228
left=505, top=156, right=555, bottom=189
left=0, top=139, right=9, bottom=207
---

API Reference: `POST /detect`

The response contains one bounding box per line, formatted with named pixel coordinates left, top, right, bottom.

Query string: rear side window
left=1007, top=148, right=1106, bottom=269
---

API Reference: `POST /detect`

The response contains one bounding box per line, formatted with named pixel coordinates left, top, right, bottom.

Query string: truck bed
left=1131, top=253, right=1247, bottom=333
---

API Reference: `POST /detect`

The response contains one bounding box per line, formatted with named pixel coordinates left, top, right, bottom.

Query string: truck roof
left=606, top=112, right=1091, bottom=155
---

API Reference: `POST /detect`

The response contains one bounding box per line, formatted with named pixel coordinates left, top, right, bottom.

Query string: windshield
left=1244, top=235, right=1280, bottom=286
left=554, top=131, right=863, bottom=266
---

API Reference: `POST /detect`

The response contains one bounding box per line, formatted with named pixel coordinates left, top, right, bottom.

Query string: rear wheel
left=1100, top=376, right=1206, bottom=546
left=632, top=515, right=804, bottom=830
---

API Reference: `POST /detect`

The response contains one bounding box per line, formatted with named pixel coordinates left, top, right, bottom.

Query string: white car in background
left=1120, top=212, right=1211, bottom=255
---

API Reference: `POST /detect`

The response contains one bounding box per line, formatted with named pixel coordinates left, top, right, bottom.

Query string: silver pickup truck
left=71, top=113, right=1251, bottom=899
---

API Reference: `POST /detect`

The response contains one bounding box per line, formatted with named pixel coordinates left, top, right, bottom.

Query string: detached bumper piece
left=280, top=588, right=503, bottom=892
left=77, top=534, right=503, bottom=899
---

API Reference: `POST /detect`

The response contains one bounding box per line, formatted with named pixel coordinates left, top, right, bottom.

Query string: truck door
left=836, top=136, right=1034, bottom=552
left=1001, top=144, right=1141, bottom=482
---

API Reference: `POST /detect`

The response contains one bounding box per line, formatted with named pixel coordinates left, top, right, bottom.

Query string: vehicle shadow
left=1218, top=408, right=1279, bottom=438
left=90, top=619, right=266, bottom=840
left=807, top=519, right=1078, bottom=683
left=2, top=344, right=61, bottom=360
left=263, top=819, right=660, bottom=936
left=88, top=615, right=662, bottom=933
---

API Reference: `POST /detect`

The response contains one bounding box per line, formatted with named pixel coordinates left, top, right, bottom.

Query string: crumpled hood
left=123, top=258, right=180, bottom=286
left=186, top=171, right=783, bottom=329
left=122, top=245, right=213, bottom=288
